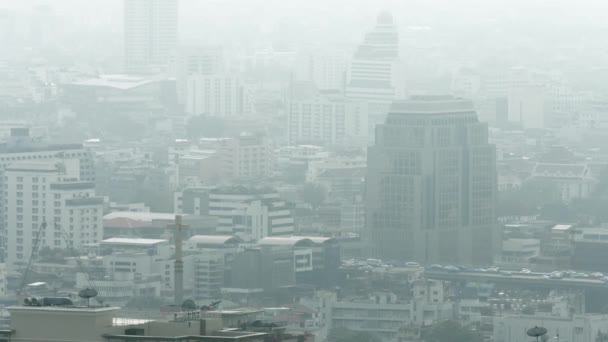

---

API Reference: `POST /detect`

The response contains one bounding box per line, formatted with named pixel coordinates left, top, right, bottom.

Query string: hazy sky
left=2, top=0, right=608, bottom=51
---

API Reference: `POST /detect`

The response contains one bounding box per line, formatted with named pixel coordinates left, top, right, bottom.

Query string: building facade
left=365, top=96, right=498, bottom=265
left=5, top=161, right=103, bottom=271
left=288, top=84, right=368, bottom=147
left=209, top=187, right=294, bottom=240
left=185, top=75, right=250, bottom=117
left=345, top=11, right=404, bottom=141
left=124, top=0, right=178, bottom=73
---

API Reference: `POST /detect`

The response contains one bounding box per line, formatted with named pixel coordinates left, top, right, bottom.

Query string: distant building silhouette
left=124, top=0, right=178, bottom=73
left=365, top=96, right=498, bottom=265
left=345, top=12, right=404, bottom=142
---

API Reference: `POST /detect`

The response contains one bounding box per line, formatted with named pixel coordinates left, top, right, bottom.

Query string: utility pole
left=169, top=215, right=188, bottom=306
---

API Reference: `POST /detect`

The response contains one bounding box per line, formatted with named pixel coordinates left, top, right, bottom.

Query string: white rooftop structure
left=101, top=238, right=168, bottom=246
left=103, top=211, right=184, bottom=222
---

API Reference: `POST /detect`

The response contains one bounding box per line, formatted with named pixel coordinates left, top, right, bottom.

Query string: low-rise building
left=330, top=282, right=453, bottom=342
left=494, top=313, right=608, bottom=342
left=209, top=187, right=294, bottom=240
left=529, top=163, right=596, bottom=202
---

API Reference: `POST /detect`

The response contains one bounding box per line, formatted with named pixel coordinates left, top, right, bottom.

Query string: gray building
left=365, top=96, right=497, bottom=265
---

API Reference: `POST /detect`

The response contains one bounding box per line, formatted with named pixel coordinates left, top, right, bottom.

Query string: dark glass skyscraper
left=365, top=96, right=497, bottom=265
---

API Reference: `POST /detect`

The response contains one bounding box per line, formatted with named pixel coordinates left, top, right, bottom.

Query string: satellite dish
left=79, top=288, right=98, bottom=307
left=527, top=326, right=548, bottom=337
left=78, top=288, right=98, bottom=299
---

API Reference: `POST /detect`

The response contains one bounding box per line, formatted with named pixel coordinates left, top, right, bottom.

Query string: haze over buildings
left=3, top=1, right=608, bottom=342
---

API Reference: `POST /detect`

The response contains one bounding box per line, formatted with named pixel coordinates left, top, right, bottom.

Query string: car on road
left=428, top=264, right=444, bottom=270
left=405, top=262, right=421, bottom=268
left=550, top=272, right=564, bottom=279
left=592, top=272, right=604, bottom=279
left=444, top=265, right=459, bottom=272
left=520, top=268, right=532, bottom=274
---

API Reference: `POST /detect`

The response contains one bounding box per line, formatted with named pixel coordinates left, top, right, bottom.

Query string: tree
left=181, top=299, right=196, bottom=311
left=298, top=183, right=326, bottom=210
left=422, top=320, right=482, bottom=342
left=328, top=328, right=381, bottom=342
left=497, top=179, right=562, bottom=218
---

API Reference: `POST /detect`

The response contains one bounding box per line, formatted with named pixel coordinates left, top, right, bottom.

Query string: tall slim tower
left=365, top=96, right=497, bottom=265
left=124, top=0, right=178, bottom=73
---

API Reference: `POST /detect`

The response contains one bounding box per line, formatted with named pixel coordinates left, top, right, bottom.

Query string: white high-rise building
left=124, top=0, right=178, bottom=73
left=0, top=128, right=95, bottom=259
left=185, top=75, right=251, bottom=117
left=5, top=161, right=103, bottom=271
left=288, top=83, right=368, bottom=147
left=294, top=51, right=348, bottom=91
left=175, top=45, right=224, bottom=106
left=345, top=12, right=403, bottom=141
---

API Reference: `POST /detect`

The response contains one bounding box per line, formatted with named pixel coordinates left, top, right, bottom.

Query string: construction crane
left=17, top=221, right=100, bottom=305
left=16, top=221, right=47, bottom=298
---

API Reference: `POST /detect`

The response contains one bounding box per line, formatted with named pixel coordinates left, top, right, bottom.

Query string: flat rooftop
left=102, top=237, right=168, bottom=246
left=7, top=305, right=120, bottom=314
left=104, top=212, right=185, bottom=222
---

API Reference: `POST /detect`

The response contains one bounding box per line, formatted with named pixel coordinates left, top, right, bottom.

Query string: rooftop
left=102, top=238, right=168, bottom=246
left=389, top=96, right=476, bottom=115
left=189, top=235, right=242, bottom=246
left=70, top=75, right=157, bottom=90
left=257, top=236, right=335, bottom=247
left=104, top=212, right=183, bottom=222
left=7, top=305, right=120, bottom=314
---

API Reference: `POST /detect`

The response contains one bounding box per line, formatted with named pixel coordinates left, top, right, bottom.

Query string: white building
left=124, top=0, right=178, bottom=73
left=288, top=83, right=368, bottom=147
left=345, top=11, right=403, bottom=140
left=530, top=163, right=596, bottom=202
left=217, top=134, right=272, bottom=182
left=209, top=188, right=294, bottom=240
left=6, top=161, right=104, bottom=271
left=185, top=75, right=251, bottom=117
left=330, top=280, right=453, bottom=342
left=293, top=52, right=348, bottom=91
left=0, top=129, right=95, bottom=251
left=175, top=45, right=223, bottom=106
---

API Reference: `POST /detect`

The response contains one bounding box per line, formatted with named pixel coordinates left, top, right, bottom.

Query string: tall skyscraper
left=365, top=96, right=497, bottom=265
left=345, top=11, right=404, bottom=141
left=124, top=0, right=178, bottom=73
